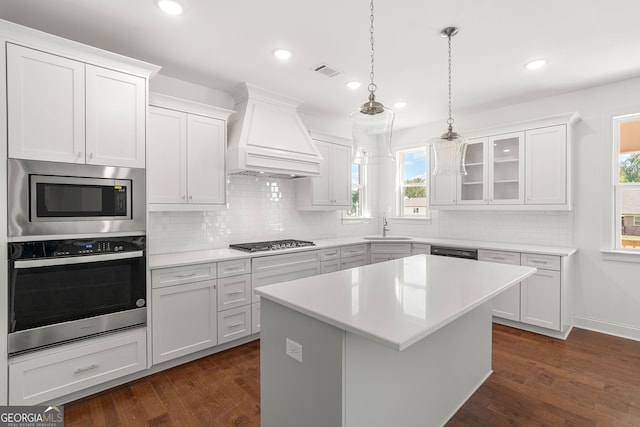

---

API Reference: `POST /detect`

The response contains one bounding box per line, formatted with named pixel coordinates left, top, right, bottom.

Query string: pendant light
left=350, top=0, right=394, bottom=165
left=430, top=26, right=467, bottom=176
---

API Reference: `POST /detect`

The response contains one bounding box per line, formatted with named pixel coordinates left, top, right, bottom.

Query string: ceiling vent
left=312, top=63, right=342, bottom=78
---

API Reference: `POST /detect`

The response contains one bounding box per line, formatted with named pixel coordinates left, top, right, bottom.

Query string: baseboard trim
left=573, top=316, right=640, bottom=342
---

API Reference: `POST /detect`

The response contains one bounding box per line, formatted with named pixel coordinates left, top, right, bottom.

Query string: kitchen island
left=255, top=254, right=536, bottom=427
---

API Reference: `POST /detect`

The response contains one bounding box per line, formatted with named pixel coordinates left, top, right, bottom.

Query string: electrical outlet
left=286, top=338, right=303, bottom=363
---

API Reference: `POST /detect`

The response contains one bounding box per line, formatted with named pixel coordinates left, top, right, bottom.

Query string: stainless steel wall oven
left=8, top=236, right=146, bottom=355
left=8, top=158, right=145, bottom=237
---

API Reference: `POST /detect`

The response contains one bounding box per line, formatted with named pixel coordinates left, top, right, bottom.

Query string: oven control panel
left=9, top=236, right=145, bottom=260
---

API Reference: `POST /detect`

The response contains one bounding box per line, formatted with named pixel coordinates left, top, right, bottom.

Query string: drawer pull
left=326, top=251, right=338, bottom=256
left=492, top=257, right=505, bottom=260
left=74, top=364, right=100, bottom=374
left=229, top=322, right=244, bottom=328
left=227, top=290, right=244, bottom=296
left=529, top=260, right=548, bottom=265
left=175, top=272, right=197, bottom=278
left=223, top=266, right=244, bottom=272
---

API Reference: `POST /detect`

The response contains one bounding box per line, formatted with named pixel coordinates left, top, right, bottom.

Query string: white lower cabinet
left=478, top=250, right=521, bottom=321
left=252, top=303, right=261, bottom=334
left=369, top=243, right=412, bottom=263
left=412, top=243, right=431, bottom=255
left=9, top=328, right=146, bottom=405
left=320, top=247, right=341, bottom=273
left=218, top=305, right=252, bottom=344
left=520, top=253, right=561, bottom=331
left=152, top=280, right=218, bottom=364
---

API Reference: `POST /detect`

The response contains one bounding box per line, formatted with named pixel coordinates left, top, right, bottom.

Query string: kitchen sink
left=362, top=236, right=413, bottom=241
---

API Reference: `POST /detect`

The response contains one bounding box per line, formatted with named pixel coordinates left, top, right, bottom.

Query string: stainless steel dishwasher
left=430, top=245, right=478, bottom=260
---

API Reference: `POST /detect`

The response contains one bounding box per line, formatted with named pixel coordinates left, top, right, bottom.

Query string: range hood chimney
left=227, top=83, right=322, bottom=178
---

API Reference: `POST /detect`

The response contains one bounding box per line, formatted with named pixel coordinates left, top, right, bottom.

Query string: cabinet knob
left=182, top=195, right=186, bottom=200
left=89, top=152, right=94, bottom=160
left=189, top=195, right=193, bottom=200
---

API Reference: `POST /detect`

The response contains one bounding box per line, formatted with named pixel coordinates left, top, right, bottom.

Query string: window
left=614, top=113, right=640, bottom=250
left=344, top=163, right=366, bottom=218
left=396, top=148, right=428, bottom=218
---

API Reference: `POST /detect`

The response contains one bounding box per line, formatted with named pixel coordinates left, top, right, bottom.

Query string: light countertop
left=254, top=254, right=536, bottom=351
left=149, top=236, right=576, bottom=269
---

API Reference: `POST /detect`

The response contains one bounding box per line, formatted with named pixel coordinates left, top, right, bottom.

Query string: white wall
left=387, top=76, right=640, bottom=340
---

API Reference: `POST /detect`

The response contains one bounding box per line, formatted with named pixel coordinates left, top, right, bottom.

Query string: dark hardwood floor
left=64, top=325, right=640, bottom=426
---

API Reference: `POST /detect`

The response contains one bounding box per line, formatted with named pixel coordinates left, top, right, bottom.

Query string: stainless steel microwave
left=8, top=159, right=145, bottom=237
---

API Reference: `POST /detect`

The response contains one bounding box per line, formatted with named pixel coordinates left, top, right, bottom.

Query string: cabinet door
left=7, top=43, right=85, bottom=163
left=458, top=138, right=488, bottom=204
left=310, top=141, right=332, bottom=205
left=85, top=65, right=146, bottom=167
left=151, top=280, right=217, bottom=364
left=370, top=253, right=391, bottom=264
left=331, top=143, right=352, bottom=206
left=520, top=269, right=561, bottom=331
left=525, top=125, right=567, bottom=205
left=429, top=155, right=457, bottom=206
left=251, top=302, right=261, bottom=334
left=478, top=250, right=521, bottom=321
left=147, top=106, right=188, bottom=204
left=489, top=132, right=524, bottom=204
left=186, top=114, right=226, bottom=204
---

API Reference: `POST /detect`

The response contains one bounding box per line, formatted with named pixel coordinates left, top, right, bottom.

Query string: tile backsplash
left=148, top=175, right=373, bottom=254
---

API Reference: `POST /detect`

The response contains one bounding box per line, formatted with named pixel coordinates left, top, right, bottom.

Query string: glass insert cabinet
left=456, top=133, right=525, bottom=205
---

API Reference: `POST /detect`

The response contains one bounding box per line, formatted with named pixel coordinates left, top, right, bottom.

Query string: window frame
left=395, top=147, right=429, bottom=219
left=612, top=112, right=640, bottom=252
left=343, top=162, right=369, bottom=221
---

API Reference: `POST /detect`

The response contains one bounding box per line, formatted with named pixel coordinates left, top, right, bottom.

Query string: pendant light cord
left=447, top=32, right=454, bottom=131
left=368, top=0, right=377, bottom=100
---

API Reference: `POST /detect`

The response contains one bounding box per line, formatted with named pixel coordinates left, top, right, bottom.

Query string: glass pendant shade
left=350, top=102, right=395, bottom=165
left=430, top=132, right=467, bottom=175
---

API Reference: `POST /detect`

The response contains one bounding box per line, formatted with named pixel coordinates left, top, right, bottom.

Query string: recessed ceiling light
left=346, top=81, right=361, bottom=90
left=157, top=0, right=184, bottom=15
left=525, top=59, right=547, bottom=70
left=273, top=49, right=292, bottom=60
left=394, top=101, right=407, bottom=109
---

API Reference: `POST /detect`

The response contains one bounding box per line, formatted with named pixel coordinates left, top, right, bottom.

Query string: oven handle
left=13, top=251, right=144, bottom=269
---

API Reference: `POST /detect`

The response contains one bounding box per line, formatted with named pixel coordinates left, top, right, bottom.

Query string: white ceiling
left=1, top=0, right=640, bottom=129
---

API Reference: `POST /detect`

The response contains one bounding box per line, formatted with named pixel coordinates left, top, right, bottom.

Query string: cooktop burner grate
left=229, top=239, right=315, bottom=253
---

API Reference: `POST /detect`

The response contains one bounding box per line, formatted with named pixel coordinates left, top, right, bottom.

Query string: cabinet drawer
left=412, top=243, right=431, bottom=255
left=152, top=263, right=216, bottom=288
left=478, top=250, right=521, bottom=265
left=252, top=250, right=320, bottom=274
left=217, top=274, right=252, bottom=311
left=340, top=244, right=368, bottom=258
left=320, top=247, right=340, bottom=261
left=218, top=305, right=251, bottom=344
left=321, top=260, right=340, bottom=274
left=370, top=243, right=412, bottom=254
left=9, top=328, right=146, bottom=405
left=252, top=303, right=261, bottom=334
left=217, top=258, right=251, bottom=278
left=340, top=254, right=368, bottom=270
left=521, top=253, right=561, bottom=271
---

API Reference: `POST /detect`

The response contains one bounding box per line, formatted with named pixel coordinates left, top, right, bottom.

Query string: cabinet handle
left=175, top=272, right=197, bottom=278
left=227, top=290, right=244, bottom=296
left=229, top=322, right=244, bottom=328
left=529, top=260, right=548, bottom=265
left=223, top=266, right=244, bottom=272
left=76, top=151, right=83, bottom=159
left=88, top=152, right=94, bottom=160
left=74, top=363, right=100, bottom=374
left=189, top=195, right=193, bottom=201
left=492, top=256, right=505, bottom=260
left=182, top=195, right=186, bottom=200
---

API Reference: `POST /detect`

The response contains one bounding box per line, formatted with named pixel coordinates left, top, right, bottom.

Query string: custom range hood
left=227, top=83, right=322, bottom=178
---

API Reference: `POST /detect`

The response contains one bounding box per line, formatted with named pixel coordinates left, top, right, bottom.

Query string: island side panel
left=260, top=298, right=346, bottom=427
left=345, top=301, right=493, bottom=427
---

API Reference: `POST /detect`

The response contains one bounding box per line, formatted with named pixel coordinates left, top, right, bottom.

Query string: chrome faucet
left=382, top=214, right=390, bottom=237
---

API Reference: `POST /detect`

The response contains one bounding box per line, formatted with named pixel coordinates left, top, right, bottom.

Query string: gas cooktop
left=229, top=239, right=315, bottom=253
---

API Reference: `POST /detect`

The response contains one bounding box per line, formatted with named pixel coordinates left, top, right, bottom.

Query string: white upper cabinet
left=85, top=65, right=146, bottom=167
left=147, top=94, right=233, bottom=209
left=7, top=43, right=148, bottom=167
left=457, top=137, right=488, bottom=205
left=7, top=44, right=85, bottom=163
left=296, top=135, right=351, bottom=210
left=430, top=113, right=579, bottom=211
left=525, top=125, right=567, bottom=205
left=488, top=131, right=525, bottom=204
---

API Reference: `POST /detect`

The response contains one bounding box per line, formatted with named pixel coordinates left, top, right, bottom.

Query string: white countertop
left=149, top=236, right=576, bottom=269
left=254, top=254, right=536, bottom=351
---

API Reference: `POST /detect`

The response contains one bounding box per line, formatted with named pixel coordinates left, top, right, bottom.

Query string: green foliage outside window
left=620, top=153, right=640, bottom=183
left=404, top=177, right=426, bottom=198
